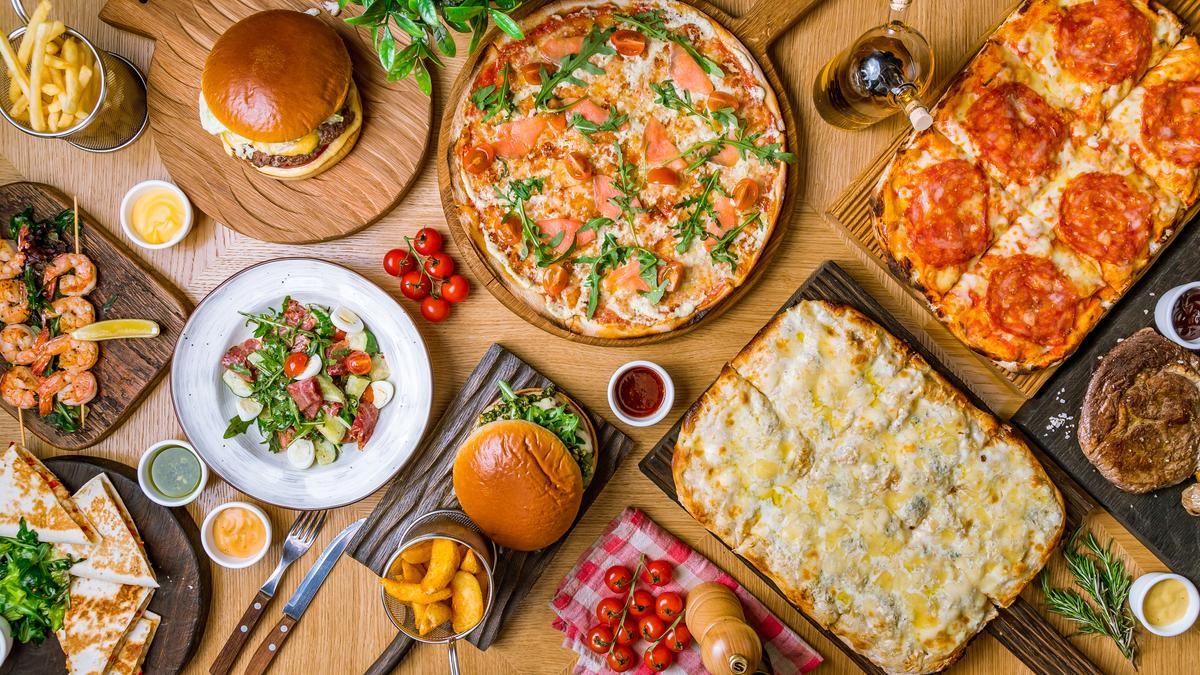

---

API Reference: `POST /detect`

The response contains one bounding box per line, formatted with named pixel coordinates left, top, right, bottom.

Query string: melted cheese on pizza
left=674, top=301, right=1064, bottom=674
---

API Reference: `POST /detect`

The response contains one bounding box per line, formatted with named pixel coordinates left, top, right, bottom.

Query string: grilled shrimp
left=34, top=335, right=98, bottom=373
left=47, top=297, right=95, bottom=332
left=43, top=253, right=96, bottom=297
left=38, top=369, right=97, bottom=415
left=1, top=366, right=39, bottom=409
left=0, top=324, right=40, bottom=365
left=0, top=279, right=30, bottom=324
left=0, top=240, right=26, bottom=280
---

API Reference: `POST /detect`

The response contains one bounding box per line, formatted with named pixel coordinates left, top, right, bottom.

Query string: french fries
left=1, top=1, right=97, bottom=133
left=383, top=538, right=487, bottom=637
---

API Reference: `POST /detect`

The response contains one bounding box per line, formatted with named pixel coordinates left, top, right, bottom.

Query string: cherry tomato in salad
left=628, top=589, right=654, bottom=618
left=383, top=248, right=416, bottom=277
left=638, top=615, right=666, bottom=642
left=283, top=352, right=309, bottom=378
left=441, top=274, right=470, bottom=304
left=663, top=624, right=691, bottom=652
left=413, top=227, right=444, bottom=255
left=333, top=329, right=346, bottom=341
left=613, top=618, right=638, bottom=645
left=641, top=559, right=673, bottom=587
left=420, top=296, right=452, bottom=322
left=644, top=643, right=674, bottom=672
left=604, top=565, right=633, bottom=593
left=400, top=271, right=430, bottom=300
left=596, top=597, right=624, bottom=627
left=424, top=252, right=456, bottom=280
left=607, top=644, right=636, bottom=672
left=345, top=351, right=372, bottom=375
left=655, top=591, right=684, bottom=621
left=584, top=625, right=613, bottom=654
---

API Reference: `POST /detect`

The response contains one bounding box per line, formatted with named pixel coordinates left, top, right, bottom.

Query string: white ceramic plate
left=171, top=258, right=433, bottom=509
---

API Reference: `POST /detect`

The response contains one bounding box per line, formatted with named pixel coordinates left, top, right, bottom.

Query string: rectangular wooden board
left=639, top=261, right=1102, bottom=675
left=1012, top=215, right=1200, bottom=580
left=0, top=182, right=190, bottom=449
left=346, top=343, right=634, bottom=672
left=825, top=0, right=1200, bottom=399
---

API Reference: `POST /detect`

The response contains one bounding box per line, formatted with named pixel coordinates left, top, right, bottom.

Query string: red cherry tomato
left=614, top=618, right=638, bottom=645
left=604, top=565, right=633, bottom=593
left=344, top=351, right=373, bottom=375
left=420, top=296, right=452, bottom=323
left=607, top=644, right=636, bottom=672
left=596, top=597, right=624, bottom=627
left=333, top=328, right=347, bottom=341
left=628, top=589, right=654, bottom=618
left=383, top=248, right=416, bottom=277
left=400, top=271, right=430, bottom=300
left=283, top=352, right=309, bottom=378
left=644, top=643, right=674, bottom=672
left=413, top=227, right=444, bottom=255
left=424, top=252, right=456, bottom=280
left=441, top=274, right=470, bottom=304
left=638, top=615, right=667, bottom=642
left=584, top=625, right=613, bottom=654
left=663, top=624, right=692, bottom=652
left=655, top=591, right=684, bottom=621
left=641, top=559, right=673, bottom=587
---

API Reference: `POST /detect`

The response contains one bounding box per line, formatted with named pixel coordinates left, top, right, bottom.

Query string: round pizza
left=447, top=0, right=791, bottom=338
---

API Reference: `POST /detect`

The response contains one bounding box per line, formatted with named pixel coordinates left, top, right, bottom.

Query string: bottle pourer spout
left=909, top=106, right=933, bottom=131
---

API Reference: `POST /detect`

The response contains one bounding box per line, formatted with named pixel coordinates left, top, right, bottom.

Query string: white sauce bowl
left=1129, top=572, right=1200, bottom=637
left=119, top=179, right=193, bottom=250
left=200, top=501, right=273, bottom=569
left=1154, top=281, right=1200, bottom=350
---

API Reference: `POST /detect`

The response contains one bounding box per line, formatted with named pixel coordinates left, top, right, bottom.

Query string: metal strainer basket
left=1, top=0, right=147, bottom=151
left=380, top=509, right=497, bottom=674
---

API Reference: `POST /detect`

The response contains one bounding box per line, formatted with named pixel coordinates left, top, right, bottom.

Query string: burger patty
left=245, top=107, right=356, bottom=169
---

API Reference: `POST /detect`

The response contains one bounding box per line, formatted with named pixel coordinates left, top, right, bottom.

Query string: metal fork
left=209, top=510, right=327, bottom=675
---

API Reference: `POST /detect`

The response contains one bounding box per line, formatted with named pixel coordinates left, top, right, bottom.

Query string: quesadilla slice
left=109, top=610, right=160, bottom=675
left=57, top=474, right=158, bottom=587
left=0, top=443, right=96, bottom=545
left=56, top=578, right=153, bottom=675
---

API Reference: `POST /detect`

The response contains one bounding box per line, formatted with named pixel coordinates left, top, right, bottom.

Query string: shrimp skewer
left=2, top=366, right=40, bottom=409
left=38, top=369, right=96, bottom=416
left=43, top=253, right=96, bottom=297
left=46, top=296, right=94, bottom=332
left=0, top=325, right=41, bottom=365
left=32, top=335, right=98, bottom=374
left=0, top=240, right=26, bottom=280
left=0, top=279, right=30, bottom=324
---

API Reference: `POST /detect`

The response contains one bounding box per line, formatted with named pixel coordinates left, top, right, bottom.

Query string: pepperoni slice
left=985, top=254, right=1078, bottom=345
left=904, top=160, right=991, bottom=267
left=1056, top=0, right=1151, bottom=84
left=964, top=82, right=1067, bottom=185
left=1142, top=80, right=1200, bottom=167
left=1058, top=172, right=1152, bottom=264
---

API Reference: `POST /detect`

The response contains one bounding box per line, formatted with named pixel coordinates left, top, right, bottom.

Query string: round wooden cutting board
left=1, top=456, right=210, bottom=675
left=96, top=0, right=432, bottom=244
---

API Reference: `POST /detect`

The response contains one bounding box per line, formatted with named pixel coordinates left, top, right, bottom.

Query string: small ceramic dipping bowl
left=201, top=501, right=273, bottom=569
left=137, top=439, right=207, bottom=507
left=119, top=179, right=193, bottom=250
left=1155, top=281, right=1200, bottom=350
left=1129, top=572, right=1200, bottom=637
left=607, top=360, right=675, bottom=427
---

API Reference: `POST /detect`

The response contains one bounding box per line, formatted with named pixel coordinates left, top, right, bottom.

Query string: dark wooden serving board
left=1013, top=215, right=1200, bottom=582
left=0, top=182, right=190, bottom=450
left=346, top=343, right=634, bottom=675
left=2, top=455, right=211, bottom=675
left=639, top=261, right=1101, bottom=675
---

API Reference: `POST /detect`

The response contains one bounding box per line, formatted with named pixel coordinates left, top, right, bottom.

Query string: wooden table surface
left=1, top=1, right=1194, bottom=673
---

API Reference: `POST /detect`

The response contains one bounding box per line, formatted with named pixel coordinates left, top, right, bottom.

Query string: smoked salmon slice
left=494, top=116, right=549, bottom=158
left=603, top=260, right=651, bottom=293
left=538, top=218, right=595, bottom=254
left=712, top=139, right=740, bottom=166
left=644, top=117, right=687, bottom=171
left=671, top=43, right=714, bottom=95
left=571, top=99, right=610, bottom=125
left=539, top=35, right=584, bottom=60
left=704, top=195, right=739, bottom=250
left=593, top=175, right=641, bottom=219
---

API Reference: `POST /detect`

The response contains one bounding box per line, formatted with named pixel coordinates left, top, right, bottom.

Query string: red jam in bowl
left=614, top=366, right=665, bottom=419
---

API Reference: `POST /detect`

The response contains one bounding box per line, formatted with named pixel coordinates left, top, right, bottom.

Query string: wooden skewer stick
left=80, top=402, right=86, bottom=430
left=73, top=195, right=79, bottom=255
left=17, top=407, right=25, bottom=448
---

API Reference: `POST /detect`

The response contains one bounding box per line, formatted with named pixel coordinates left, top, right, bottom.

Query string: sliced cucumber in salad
left=222, top=369, right=253, bottom=397
left=315, top=438, right=339, bottom=465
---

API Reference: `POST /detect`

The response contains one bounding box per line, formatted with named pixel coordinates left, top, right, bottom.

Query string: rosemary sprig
left=709, top=211, right=761, bottom=271
left=534, top=26, right=617, bottom=110
left=651, top=80, right=737, bottom=130
left=615, top=11, right=723, bottom=76
left=1040, top=528, right=1137, bottom=665
left=470, top=63, right=515, bottom=122
left=671, top=172, right=723, bottom=252
left=678, top=127, right=796, bottom=171
left=568, top=106, right=628, bottom=142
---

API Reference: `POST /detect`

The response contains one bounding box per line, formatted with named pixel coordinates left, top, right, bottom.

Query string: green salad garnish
left=0, top=520, right=78, bottom=644
left=481, top=381, right=593, bottom=486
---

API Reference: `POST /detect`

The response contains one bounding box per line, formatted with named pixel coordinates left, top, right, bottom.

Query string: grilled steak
left=1079, top=328, right=1200, bottom=493
left=246, top=107, right=355, bottom=169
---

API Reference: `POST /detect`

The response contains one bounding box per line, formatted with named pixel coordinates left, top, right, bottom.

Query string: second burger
left=453, top=383, right=597, bottom=552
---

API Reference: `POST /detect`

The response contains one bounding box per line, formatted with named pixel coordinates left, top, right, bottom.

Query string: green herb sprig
left=1040, top=528, right=1138, bottom=665
left=709, top=211, right=761, bottom=271
left=568, top=106, right=628, bottom=142
left=678, top=128, right=796, bottom=171
left=534, top=26, right=617, bottom=110
left=470, top=64, right=515, bottom=122
left=0, top=520, right=77, bottom=644
left=609, top=141, right=648, bottom=245
left=651, top=80, right=737, bottom=130
left=615, top=11, right=723, bottom=76
left=671, top=171, right=723, bottom=252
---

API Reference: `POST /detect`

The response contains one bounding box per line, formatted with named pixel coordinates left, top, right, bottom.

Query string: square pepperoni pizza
left=873, top=129, right=1024, bottom=303
left=1105, top=35, right=1200, bottom=205
left=992, top=0, right=1182, bottom=129
left=934, top=43, right=1076, bottom=205
left=1022, top=139, right=1182, bottom=296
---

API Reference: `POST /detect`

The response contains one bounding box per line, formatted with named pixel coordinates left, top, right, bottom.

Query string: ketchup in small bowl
left=608, top=361, right=674, bottom=427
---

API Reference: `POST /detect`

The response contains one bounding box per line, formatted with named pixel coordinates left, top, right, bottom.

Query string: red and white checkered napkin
left=551, top=507, right=823, bottom=675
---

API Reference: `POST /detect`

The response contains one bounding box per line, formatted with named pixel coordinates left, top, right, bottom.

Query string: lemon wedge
left=71, top=319, right=161, bottom=341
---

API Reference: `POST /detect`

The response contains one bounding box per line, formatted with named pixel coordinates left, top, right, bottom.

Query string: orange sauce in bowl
left=212, top=507, right=267, bottom=558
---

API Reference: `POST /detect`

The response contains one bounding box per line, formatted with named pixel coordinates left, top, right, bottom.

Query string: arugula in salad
left=0, top=520, right=77, bottom=644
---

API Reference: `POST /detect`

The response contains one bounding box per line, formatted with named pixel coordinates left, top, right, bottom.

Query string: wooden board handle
left=988, top=597, right=1103, bottom=675
left=733, top=0, right=826, bottom=50
left=99, top=0, right=171, bottom=39
left=364, top=633, right=416, bottom=675
left=209, top=590, right=272, bottom=675
left=242, top=614, right=298, bottom=675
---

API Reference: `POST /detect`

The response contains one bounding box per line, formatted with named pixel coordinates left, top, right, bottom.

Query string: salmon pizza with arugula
left=448, top=0, right=792, bottom=338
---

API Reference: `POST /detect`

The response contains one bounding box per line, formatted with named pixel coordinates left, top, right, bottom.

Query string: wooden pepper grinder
left=684, top=582, right=764, bottom=675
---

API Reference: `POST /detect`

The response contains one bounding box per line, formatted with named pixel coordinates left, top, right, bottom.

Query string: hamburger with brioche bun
left=454, top=383, right=597, bottom=552
left=199, top=10, right=361, bottom=180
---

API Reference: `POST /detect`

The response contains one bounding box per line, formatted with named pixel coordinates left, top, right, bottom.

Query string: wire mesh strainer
left=381, top=509, right=496, bottom=675
left=1, top=0, right=147, bottom=152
